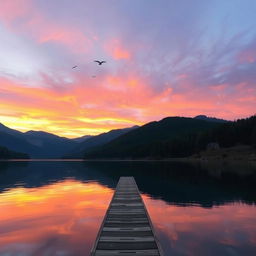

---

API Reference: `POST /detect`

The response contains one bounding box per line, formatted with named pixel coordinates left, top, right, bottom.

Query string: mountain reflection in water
left=0, top=160, right=255, bottom=255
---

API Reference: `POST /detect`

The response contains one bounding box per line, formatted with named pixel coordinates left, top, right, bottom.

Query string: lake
left=0, top=160, right=256, bottom=256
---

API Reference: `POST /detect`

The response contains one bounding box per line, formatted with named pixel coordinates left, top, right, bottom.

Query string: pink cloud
left=0, top=0, right=92, bottom=54
left=1, top=69, right=256, bottom=137
left=0, top=0, right=32, bottom=23
left=238, top=49, right=256, bottom=63
left=104, top=39, right=131, bottom=60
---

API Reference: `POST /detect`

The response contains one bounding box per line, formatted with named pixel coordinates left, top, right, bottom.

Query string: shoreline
left=1, top=157, right=255, bottom=163
left=1, top=146, right=255, bottom=162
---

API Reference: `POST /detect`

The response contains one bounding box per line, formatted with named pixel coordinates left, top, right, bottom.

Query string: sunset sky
left=0, top=0, right=255, bottom=137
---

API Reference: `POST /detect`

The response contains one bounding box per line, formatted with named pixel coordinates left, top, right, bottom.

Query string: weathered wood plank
left=94, top=249, right=160, bottom=256
left=102, top=227, right=152, bottom=232
left=90, top=176, right=163, bottom=255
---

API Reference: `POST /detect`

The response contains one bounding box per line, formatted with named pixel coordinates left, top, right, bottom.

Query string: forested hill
left=0, top=146, right=29, bottom=159
left=196, top=115, right=256, bottom=148
left=83, top=116, right=222, bottom=159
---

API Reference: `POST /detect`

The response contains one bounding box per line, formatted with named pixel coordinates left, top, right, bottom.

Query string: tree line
left=151, top=115, right=256, bottom=158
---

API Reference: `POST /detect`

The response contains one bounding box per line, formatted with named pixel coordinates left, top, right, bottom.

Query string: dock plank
left=90, top=177, right=162, bottom=256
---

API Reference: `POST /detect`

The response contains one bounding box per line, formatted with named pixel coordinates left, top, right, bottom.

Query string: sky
left=0, top=0, right=255, bottom=138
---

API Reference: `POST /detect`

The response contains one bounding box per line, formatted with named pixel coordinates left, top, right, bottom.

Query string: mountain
left=194, top=115, right=228, bottom=123
left=23, top=131, right=78, bottom=157
left=0, top=146, right=29, bottom=159
left=0, top=124, right=78, bottom=158
left=64, top=126, right=139, bottom=158
left=0, top=114, right=240, bottom=159
left=0, top=122, right=139, bottom=158
left=0, top=123, right=23, bottom=136
left=72, top=135, right=93, bottom=143
left=0, top=131, right=41, bottom=157
left=83, top=117, right=222, bottom=159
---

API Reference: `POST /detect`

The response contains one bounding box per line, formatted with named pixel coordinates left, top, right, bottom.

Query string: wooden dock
left=90, top=176, right=162, bottom=256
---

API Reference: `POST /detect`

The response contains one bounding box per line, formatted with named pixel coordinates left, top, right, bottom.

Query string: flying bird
left=72, top=65, right=78, bottom=69
left=94, top=60, right=106, bottom=65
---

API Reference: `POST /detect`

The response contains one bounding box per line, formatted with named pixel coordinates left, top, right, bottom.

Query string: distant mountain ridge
left=0, top=123, right=23, bottom=136
left=0, top=123, right=139, bottom=158
left=64, top=126, right=139, bottom=158
left=0, top=130, right=40, bottom=156
left=72, top=135, right=93, bottom=143
left=0, top=124, right=78, bottom=158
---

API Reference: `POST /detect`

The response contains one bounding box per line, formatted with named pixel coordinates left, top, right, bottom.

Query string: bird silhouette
left=94, top=60, right=106, bottom=65
left=72, top=65, right=78, bottom=69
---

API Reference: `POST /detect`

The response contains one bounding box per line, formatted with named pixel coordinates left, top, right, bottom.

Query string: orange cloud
left=113, top=47, right=131, bottom=59
left=1, top=73, right=255, bottom=138
left=104, top=39, right=131, bottom=60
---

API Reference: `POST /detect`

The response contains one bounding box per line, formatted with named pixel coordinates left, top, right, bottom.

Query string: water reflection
left=0, top=160, right=256, bottom=255
left=82, top=161, right=256, bottom=207
left=0, top=179, right=113, bottom=256
left=144, top=196, right=256, bottom=255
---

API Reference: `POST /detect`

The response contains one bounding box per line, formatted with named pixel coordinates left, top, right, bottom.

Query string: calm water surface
left=0, top=161, right=256, bottom=256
